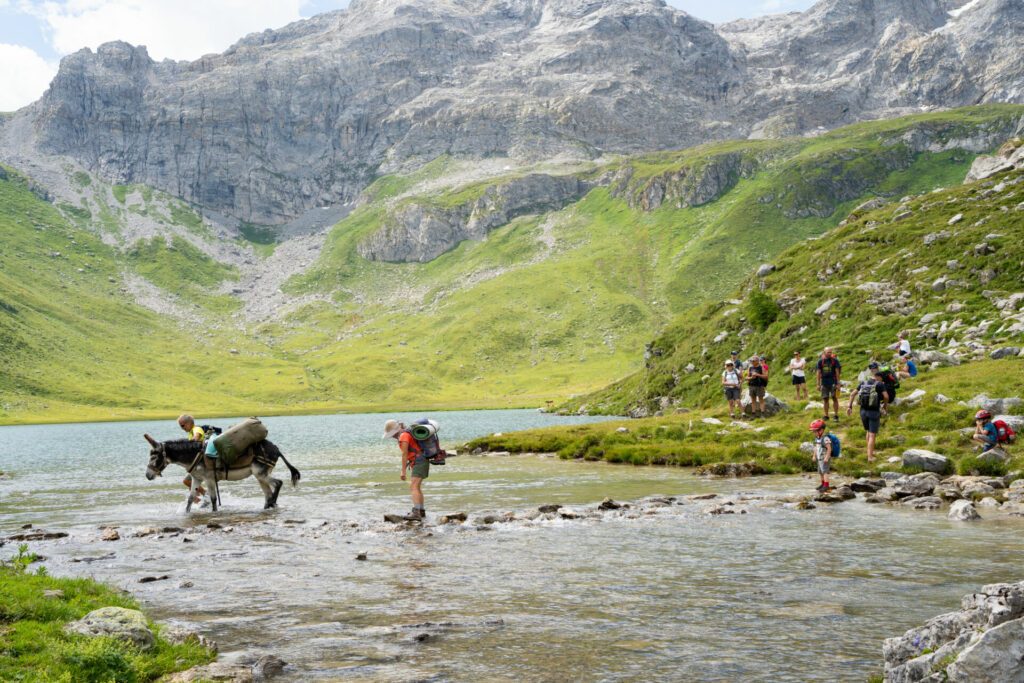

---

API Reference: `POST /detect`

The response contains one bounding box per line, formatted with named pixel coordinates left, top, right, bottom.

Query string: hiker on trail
left=972, top=410, right=999, bottom=452
left=847, top=367, right=889, bottom=463
left=177, top=414, right=207, bottom=504
left=788, top=351, right=808, bottom=401
left=816, top=348, right=842, bottom=422
left=746, top=356, right=769, bottom=418
left=809, top=419, right=836, bottom=492
left=730, top=351, right=744, bottom=374
left=384, top=418, right=444, bottom=521
left=875, top=361, right=900, bottom=403
left=722, top=360, right=742, bottom=419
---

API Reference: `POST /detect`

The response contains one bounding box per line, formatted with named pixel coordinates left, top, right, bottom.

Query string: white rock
left=947, top=213, right=963, bottom=225
left=814, top=298, right=838, bottom=315
left=902, top=449, right=950, bottom=473
left=948, top=499, right=981, bottom=521
left=701, top=417, right=723, bottom=426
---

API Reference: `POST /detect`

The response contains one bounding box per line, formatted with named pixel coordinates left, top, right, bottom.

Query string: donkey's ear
left=144, top=434, right=159, bottom=447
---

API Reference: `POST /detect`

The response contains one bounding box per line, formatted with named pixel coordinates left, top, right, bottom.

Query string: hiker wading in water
left=384, top=419, right=432, bottom=520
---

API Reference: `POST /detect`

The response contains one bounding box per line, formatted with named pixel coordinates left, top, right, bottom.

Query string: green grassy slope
left=568, top=139, right=1024, bottom=416
left=275, top=105, right=1022, bottom=408
left=0, top=168, right=313, bottom=424
left=2, top=105, right=1022, bottom=423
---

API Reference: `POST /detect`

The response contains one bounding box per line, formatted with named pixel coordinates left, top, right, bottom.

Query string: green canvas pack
left=213, top=417, right=268, bottom=466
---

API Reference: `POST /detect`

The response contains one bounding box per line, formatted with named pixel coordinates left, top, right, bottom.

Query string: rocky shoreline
left=883, top=580, right=1024, bottom=682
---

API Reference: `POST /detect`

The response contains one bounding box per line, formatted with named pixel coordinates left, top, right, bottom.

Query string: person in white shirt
left=788, top=351, right=808, bottom=400
left=721, top=360, right=742, bottom=419
left=888, top=332, right=912, bottom=358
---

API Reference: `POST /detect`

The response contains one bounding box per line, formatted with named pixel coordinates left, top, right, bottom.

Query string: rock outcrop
left=64, top=607, right=155, bottom=650
left=358, top=174, right=591, bottom=262
left=883, top=580, right=1024, bottom=682
left=2, top=0, right=1022, bottom=227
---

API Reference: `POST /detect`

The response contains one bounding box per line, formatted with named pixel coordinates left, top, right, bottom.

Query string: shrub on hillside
left=747, top=290, right=781, bottom=331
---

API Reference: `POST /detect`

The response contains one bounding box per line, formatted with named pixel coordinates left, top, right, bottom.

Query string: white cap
left=382, top=419, right=403, bottom=439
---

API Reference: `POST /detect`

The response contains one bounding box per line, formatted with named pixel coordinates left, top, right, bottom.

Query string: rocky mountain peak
left=1, top=0, right=1021, bottom=227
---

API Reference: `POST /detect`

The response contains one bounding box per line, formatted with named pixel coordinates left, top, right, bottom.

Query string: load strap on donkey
left=145, top=417, right=300, bottom=513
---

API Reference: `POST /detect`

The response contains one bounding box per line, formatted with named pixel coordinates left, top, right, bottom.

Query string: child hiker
left=809, top=419, right=834, bottom=492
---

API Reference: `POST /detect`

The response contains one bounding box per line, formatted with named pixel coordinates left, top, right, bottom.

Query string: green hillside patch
left=568, top=152, right=1024, bottom=416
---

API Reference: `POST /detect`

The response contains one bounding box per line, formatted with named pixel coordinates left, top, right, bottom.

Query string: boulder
left=163, top=655, right=287, bottom=683
left=968, top=395, right=1023, bottom=415
left=756, top=263, right=775, bottom=277
left=65, top=607, right=155, bottom=650
left=916, top=350, right=960, bottom=366
left=894, top=472, right=942, bottom=498
left=439, top=512, right=468, bottom=524
left=900, top=389, right=927, bottom=404
left=991, top=347, right=1021, bottom=360
left=850, top=478, right=886, bottom=493
left=948, top=500, right=981, bottom=521
left=701, top=417, right=723, bottom=426
left=977, top=448, right=1011, bottom=466
left=740, top=392, right=788, bottom=417
left=934, top=484, right=963, bottom=501
left=946, top=617, right=1024, bottom=683
left=903, top=496, right=943, bottom=510
left=902, top=449, right=950, bottom=474
left=598, top=498, right=622, bottom=510
left=101, top=528, right=120, bottom=541
left=162, top=625, right=219, bottom=653
left=814, top=298, right=838, bottom=315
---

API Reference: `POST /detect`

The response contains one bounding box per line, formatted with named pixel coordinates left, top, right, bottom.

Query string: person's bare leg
left=866, top=432, right=877, bottom=462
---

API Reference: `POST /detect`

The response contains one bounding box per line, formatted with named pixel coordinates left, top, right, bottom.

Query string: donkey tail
left=279, top=453, right=301, bottom=486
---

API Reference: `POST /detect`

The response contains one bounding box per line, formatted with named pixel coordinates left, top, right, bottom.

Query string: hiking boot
left=832, top=415, right=839, bottom=422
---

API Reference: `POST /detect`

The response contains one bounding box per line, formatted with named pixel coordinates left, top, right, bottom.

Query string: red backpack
left=993, top=420, right=1017, bottom=444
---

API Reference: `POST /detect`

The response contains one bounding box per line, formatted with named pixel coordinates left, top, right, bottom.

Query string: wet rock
left=162, top=625, right=218, bottom=653
left=598, top=498, right=621, bottom=511
left=101, top=528, right=120, bottom=541
left=934, top=485, right=963, bottom=502
left=948, top=500, right=981, bottom=521
left=894, top=472, right=941, bottom=498
left=356, top=553, right=368, bottom=561
left=179, top=581, right=194, bottom=589
left=903, top=496, right=943, bottom=510
left=70, top=552, right=115, bottom=564
left=161, top=526, right=184, bottom=534
left=850, top=477, right=886, bottom=493
left=695, top=462, right=766, bottom=477
left=135, top=527, right=161, bottom=537
left=138, top=575, right=170, bottom=584
left=6, top=531, right=68, bottom=541
left=538, top=504, right=562, bottom=514
left=689, top=493, right=717, bottom=500
left=65, top=607, right=155, bottom=650
left=794, top=500, right=816, bottom=510
left=977, top=497, right=1001, bottom=509
left=902, top=449, right=950, bottom=474
left=164, top=654, right=286, bottom=682
left=707, top=505, right=736, bottom=515
left=439, top=512, right=468, bottom=524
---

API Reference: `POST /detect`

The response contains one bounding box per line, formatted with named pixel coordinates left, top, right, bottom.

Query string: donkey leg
left=205, top=474, right=219, bottom=513
left=253, top=467, right=275, bottom=509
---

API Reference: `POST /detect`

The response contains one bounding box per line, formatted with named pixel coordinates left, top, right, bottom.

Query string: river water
left=2, top=410, right=1023, bottom=682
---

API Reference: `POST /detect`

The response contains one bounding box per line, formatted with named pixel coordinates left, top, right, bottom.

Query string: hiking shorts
left=792, top=375, right=806, bottom=385
left=816, top=456, right=830, bottom=475
left=749, top=386, right=766, bottom=399
left=724, top=387, right=741, bottom=401
left=821, top=384, right=839, bottom=400
left=860, top=409, right=881, bottom=434
left=411, top=459, right=430, bottom=480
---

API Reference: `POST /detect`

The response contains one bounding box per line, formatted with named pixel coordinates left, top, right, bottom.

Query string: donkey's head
left=144, top=434, right=166, bottom=480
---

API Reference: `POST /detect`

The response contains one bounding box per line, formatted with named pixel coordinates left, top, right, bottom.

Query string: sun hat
left=725, top=360, right=734, bottom=366
left=382, top=419, right=404, bottom=439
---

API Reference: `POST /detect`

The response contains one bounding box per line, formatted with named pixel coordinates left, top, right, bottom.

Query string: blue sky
left=0, top=0, right=816, bottom=111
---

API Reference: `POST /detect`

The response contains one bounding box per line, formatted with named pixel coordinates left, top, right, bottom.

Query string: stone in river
left=948, top=500, right=981, bottom=521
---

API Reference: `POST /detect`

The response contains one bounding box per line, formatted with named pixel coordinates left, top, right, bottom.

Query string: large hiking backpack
left=994, top=420, right=1017, bottom=444
left=407, top=419, right=446, bottom=465
left=858, top=382, right=881, bottom=410
left=825, top=433, right=841, bottom=458
left=879, top=365, right=900, bottom=390
left=213, top=417, right=268, bottom=466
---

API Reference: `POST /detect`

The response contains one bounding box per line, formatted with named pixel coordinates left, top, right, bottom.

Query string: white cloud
left=0, top=43, right=57, bottom=111
left=30, top=0, right=307, bottom=61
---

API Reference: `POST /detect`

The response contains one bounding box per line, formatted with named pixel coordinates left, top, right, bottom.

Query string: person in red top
left=383, top=419, right=429, bottom=520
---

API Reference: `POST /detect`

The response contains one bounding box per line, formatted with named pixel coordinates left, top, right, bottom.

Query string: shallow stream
left=2, top=410, right=1023, bottom=682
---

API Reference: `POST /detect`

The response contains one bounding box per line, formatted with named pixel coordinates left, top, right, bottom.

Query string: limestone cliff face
left=3, top=0, right=1023, bottom=227
left=357, top=174, right=591, bottom=262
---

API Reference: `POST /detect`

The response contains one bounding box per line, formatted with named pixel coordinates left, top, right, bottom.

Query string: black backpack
left=858, top=382, right=881, bottom=410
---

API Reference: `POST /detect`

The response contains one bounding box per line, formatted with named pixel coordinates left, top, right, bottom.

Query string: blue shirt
left=979, top=422, right=998, bottom=450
